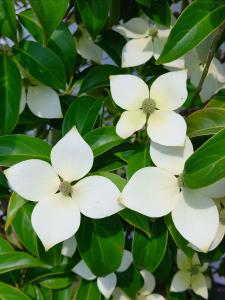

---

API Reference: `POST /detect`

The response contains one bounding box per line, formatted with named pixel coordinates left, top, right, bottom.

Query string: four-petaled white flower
left=120, top=136, right=225, bottom=252
left=110, top=70, right=188, bottom=146
left=4, top=127, right=123, bottom=250
left=73, top=250, right=133, bottom=299
left=170, top=250, right=210, bottom=299
left=114, top=17, right=184, bottom=69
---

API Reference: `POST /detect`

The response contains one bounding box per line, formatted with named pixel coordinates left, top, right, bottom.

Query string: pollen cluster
left=142, top=98, right=156, bottom=115
left=59, top=181, right=72, bottom=197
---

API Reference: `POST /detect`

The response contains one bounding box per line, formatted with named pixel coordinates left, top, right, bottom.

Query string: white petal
left=140, top=270, right=156, bottom=295
left=51, top=127, right=93, bottom=182
left=199, top=178, right=225, bottom=199
left=72, top=260, right=96, bottom=280
left=150, top=70, right=187, bottom=110
left=116, top=110, right=146, bottom=139
left=172, top=189, right=219, bottom=252
left=176, top=249, right=191, bottom=271
left=147, top=110, right=187, bottom=146
left=117, top=250, right=133, bottom=272
left=121, top=167, right=180, bottom=217
left=4, top=159, right=60, bottom=202
left=27, top=86, right=62, bottom=119
left=170, top=271, right=191, bottom=292
left=192, top=253, right=201, bottom=266
left=112, top=288, right=130, bottom=300
left=61, top=236, right=77, bottom=257
left=122, top=38, right=153, bottom=68
left=97, top=273, right=117, bottom=299
left=210, top=57, right=225, bottom=83
left=73, top=176, right=122, bottom=219
left=191, top=273, right=208, bottom=299
left=150, top=137, right=193, bottom=175
left=110, top=75, right=149, bottom=110
left=146, top=294, right=166, bottom=300
left=19, top=86, right=27, bottom=113
left=114, top=18, right=149, bottom=38
left=31, top=193, right=81, bottom=250
left=208, top=223, right=225, bottom=251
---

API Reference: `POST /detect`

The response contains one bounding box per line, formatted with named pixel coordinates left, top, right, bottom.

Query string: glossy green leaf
left=142, top=0, right=171, bottom=26
left=76, top=280, right=101, bottom=300
left=135, top=0, right=152, bottom=7
left=183, top=128, right=225, bottom=188
left=157, top=0, right=225, bottom=64
left=0, top=0, right=17, bottom=42
left=77, top=0, right=112, bottom=39
left=84, top=126, right=124, bottom=157
left=0, top=236, right=14, bottom=252
left=24, top=284, right=45, bottom=300
left=206, top=94, right=225, bottom=108
left=51, top=286, right=73, bottom=300
left=132, top=220, right=168, bottom=272
left=187, top=108, right=225, bottom=137
left=29, top=0, right=69, bottom=43
left=63, top=96, right=103, bottom=135
left=0, top=134, right=51, bottom=167
left=76, top=215, right=125, bottom=276
left=5, top=192, right=26, bottom=230
left=14, top=41, right=66, bottom=89
left=0, top=54, right=22, bottom=134
left=0, top=282, right=31, bottom=300
left=39, top=274, right=75, bottom=289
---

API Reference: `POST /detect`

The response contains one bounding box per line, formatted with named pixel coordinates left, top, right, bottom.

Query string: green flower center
left=149, top=27, right=158, bottom=38
left=142, top=98, right=156, bottom=115
left=59, top=181, right=72, bottom=197
left=219, top=208, right=225, bottom=225
left=190, top=266, right=200, bottom=275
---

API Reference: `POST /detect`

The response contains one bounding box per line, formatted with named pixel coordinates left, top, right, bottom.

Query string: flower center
left=59, top=181, right=72, bottom=197
left=190, top=266, right=200, bottom=275
left=219, top=208, right=225, bottom=225
left=142, top=98, right=156, bottom=115
left=149, top=27, right=158, bottom=38
left=177, top=174, right=184, bottom=189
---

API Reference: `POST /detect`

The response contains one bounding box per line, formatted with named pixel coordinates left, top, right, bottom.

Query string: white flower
left=61, top=236, right=77, bottom=258
left=4, top=127, right=123, bottom=250
left=110, top=70, right=187, bottom=146
left=20, top=85, right=63, bottom=118
left=114, top=17, right=184, bottom=69
left=121, top=137, right=223, bottom=251
left=170, top=250, right=210, bottom=299
left=73, top=250, right=133, bottom=299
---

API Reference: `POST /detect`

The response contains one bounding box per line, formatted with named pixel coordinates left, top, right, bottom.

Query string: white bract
left=114, top=17, right=184, bottom=69
left=121, top=137, right=222, bottom=252
left=110, top=70, right=187, bottom=146
left=20, top=85, right=63, bottom=118
left=61, top=236, right=77, bottom=258
left=170, top=250, right=210, bottom=299
left=73, top=250, right=133, bottom=299
left=4, top=127, right=123, bottom=250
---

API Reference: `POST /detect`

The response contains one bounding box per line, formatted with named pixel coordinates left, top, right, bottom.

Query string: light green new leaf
left=0, top=0, right=17, bottom=42
left=0, top=282, right=31, bottom=300
left=206, top=94, right=225, bottom=108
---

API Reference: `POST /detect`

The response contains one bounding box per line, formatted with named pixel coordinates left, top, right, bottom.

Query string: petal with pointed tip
left=140, top=270, right=156, bottom=295
left=114, top=18, right=149, bottom=38
left=61, top=236, right=77, bottom=257
left=117, top=250, right=133, bottom=272
left=72, top=260, right=96, bottom=280
left=97, top=273, right=117, bottom=299
left=176, top=249, right=191, bottom=271
left=170, top=271, right=191, bottom=292
left=208, top=223, right=225, bottom=251
left=191, top=273, right=208, bottom=299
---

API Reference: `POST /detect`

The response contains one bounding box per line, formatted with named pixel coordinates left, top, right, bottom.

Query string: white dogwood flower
left=121, top=137, right=221, bottom=251
left=170, top=250, right=210, bottom=299
left=110, top=70, right=187, bottom=146
left=4, top=127, right=122, bottom=250
left=20, top=85, right=63, bottom=118
left=114, top=17, right=184, bottom=69
left=73, top=250, right=133, bottom=299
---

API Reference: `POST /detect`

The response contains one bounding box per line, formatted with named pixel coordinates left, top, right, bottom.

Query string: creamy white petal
left=170, top=271, right=191, bottom=292
left=146, top=294, right=166, bottom=300
left=27, top=86, right=62, bottom=119
left=172, top=189, right=219, bottom=252
left=72, top=260, right=96, bottom=280
left=110, top=75, right=149, bottom=110
left=199, top=262, right=209, bottom=273
left=61, top=236, right=77, bottom=257
left=122, top=37, right=153, bottom=68
left=211, top=57, right=225, bottom=83
left=51, top=127, right=93, bottom=182
left=112, top=288, right=130, bottom=300
left=114, top=18, right=149, bottom=38
left=147, top=110, right=187, bottom=146
left=19, top=86, right=27, bottom=113
left=176, top=249, right=191, bottom=271
left=191, top=273, right=208, bottom=299
left=116, top=110, right=146, bottom=139
left=4, top=159, right=60, bottom=202
left=97, top=273, right=117, bottom=299
left=121, top=167, right=180, bottom=217
left=73, top=175, right=122, bottom=218
left=192, top=253, right=201, bottom=266
left=117, top=250, right=133, bottom=272
left=208, top=223, right=225, bottom=251
left=150, top=137, right=193, bottom=175
left=31, top=193, right=81, bottom=250
left=199, top=178, right=225, bottom=199
left=140, top=270, right=156, bottom=295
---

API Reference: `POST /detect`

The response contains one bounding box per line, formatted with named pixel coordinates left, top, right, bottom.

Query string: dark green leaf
left=0, top=282, right=31, bottom=300
left=136, top=0, right=152, bottom=8
left=39, top=274, right=75, bottom=289
left=143, top=0, right=171, bottom=26
left=51, top=286, right=73, bottom=300
left=76, top=280, right=101, bottom=300
left=5, top=192, right=26, bottom=230
left=0, top=236, right=14, bottom=253
left=0, top=0, right=17, bottom=42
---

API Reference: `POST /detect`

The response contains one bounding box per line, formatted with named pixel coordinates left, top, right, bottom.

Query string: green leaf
left=79, top=64, right=123, bottom=94
left=39, top=274, right=75, bottom=289
left=0, top=54, right=22, bottom=134
left=63, top=96, right=103, bottom=135
left=183, top=128, right=225, bottom=188
left=29, top=0, right=69, bottom=43
left=24, top=284, right=45, bottom=300
left=157, top=0, right=225, bottom=64
left=136, top=0, right=152, bottom=8
left=5, top=192, right=26, bottom=230
left=0, top=236, right=14, bottom=252
left=206, top=94, right=225, bottom=108
left=187, top=108, right=225, bottom=137
left=0, top=282, right=31, bottom=300
left=0, top=134, right=51, bottom=167
left=13, top=41, right=66, bottom=90
left=0, top=0, right=17, bottom=42
left=76, top=280, right=101, bottom=300
left=132, top=220, right=168, bottom=272
left=142, top=0, right=171, bottom=27
left=51, top=286, right=73, bottom=300
left=77, top=0, right=112, bottom=39
left=76, top=215, right=125, bottom=276
left=84, top=126, right=124, bottom=157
